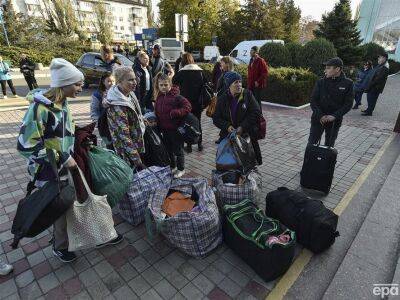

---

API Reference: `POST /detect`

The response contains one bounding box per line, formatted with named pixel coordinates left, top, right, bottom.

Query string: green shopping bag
left=88, top=146, right=133, bottom=208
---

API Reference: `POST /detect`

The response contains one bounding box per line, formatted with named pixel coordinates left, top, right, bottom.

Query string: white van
left=154, top=38, right=183, bottom=63
left=229, top=40, right=285, bottom=65
left=203, top=46, right=220, bottom=61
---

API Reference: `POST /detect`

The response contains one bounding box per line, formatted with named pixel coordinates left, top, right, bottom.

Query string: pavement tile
left=94, top=260, right=114, bottom=278
left=78, top=268, right=101, bottom=288
left=86, top=280, right=111, bottom=299
left=142, top=266, right=164, bottom=286
left=70, top=290, right=92, bottom=300
left=19, top=281, right=43, bottom=300
left=192, top=273, right=215, bottom=295
left=236, top=291, right=258, bottom=300
left=165, top=270, right=189, bottom=290
left=0, top=279, right=18, bottom=299
left=154, top=279, right=178, bottom=300
left=244, top=280, right=270, bottom=299
left=6, top=249, right=25, bottom=264
left=106, top=251, right=128, bottom=269
left=103, top=271, right=125, bottom=293
left=85, top=249, right=104, bottom=266
left=27, top=251, right=46, bottom=268
left=142, top=248, right=162, bottom=265
left=37, top=272, right=60, bottom=294
left=117, top=262, right=138, bottom=282
left=165, top=252, right=186, bottom=269
left=130, top=255, right=151, bottom=273
left=228, top=268, right=250, bottom=288
left=71, top=256, right=91, bottom=274
left=178, top=262, right=200, bottom=281
left=202, top=265, right=225, bottom=285
left=10, top=258, right=30, bottom=277
left=211, top=258, right=233, bottom=274
left=140, top=289, right=163, bottom=300
left=15, top=270, right=34, bottom=288
left=113, top=285, right=138, bottom=300
left=55, top=264, right=76, bottom=282
left=44, top=285, right=68, bottom=300
left=21, top=243, right=40, bottom=256
left=153, top=258, right=176, bottom=277
left=217, top=277, right=242, bottom=298
left=128, top=275, right=151, bottom=296
left=62, top=277, right=83, bottom=297
left=180, top=282, right=204, bottom=299
left=207, top=287, right=232, bottom=300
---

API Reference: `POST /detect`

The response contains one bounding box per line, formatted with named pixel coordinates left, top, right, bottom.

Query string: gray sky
left=152, top=0, right=362, bottom=21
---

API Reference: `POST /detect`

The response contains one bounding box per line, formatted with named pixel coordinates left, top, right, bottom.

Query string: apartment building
left=10, top=0, right=148, bottom=43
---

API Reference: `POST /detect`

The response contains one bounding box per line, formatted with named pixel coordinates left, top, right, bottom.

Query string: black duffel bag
left=143, top=126, right=170, bottom=167
left=177, top=113, right=201, bottom=144
left=11, top=150, right=75, bottom=248
left=223, top=200, right=296, bottom=282
left=265, top=187, right=339, bottom=253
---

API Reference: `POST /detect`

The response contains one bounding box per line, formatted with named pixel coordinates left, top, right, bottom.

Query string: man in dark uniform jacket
left=309, top=57, right=353, bottom=147
left=362, top=52, right=390, bottom=116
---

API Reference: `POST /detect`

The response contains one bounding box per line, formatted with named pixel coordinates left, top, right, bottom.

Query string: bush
left=301, top=38, right=337, bottom=76
left=259, top=43, right=291, bottom=67
left=360, top=42, right=385, bottom=66
left=198, top=63, right=318, bottom=107
left=285, top=42, right=303, bottom=68
left=389, top=59, right=400, bottom=75
left=0, top=45, right=87, bottom=67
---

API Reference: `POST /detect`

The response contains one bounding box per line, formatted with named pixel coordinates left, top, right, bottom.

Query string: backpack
left=265, top=187, right=339, bottom=253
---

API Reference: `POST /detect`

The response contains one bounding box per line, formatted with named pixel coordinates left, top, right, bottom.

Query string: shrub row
left=199, top=63, right=318, bottom=107
left=0, top=45, right=86, bottom=67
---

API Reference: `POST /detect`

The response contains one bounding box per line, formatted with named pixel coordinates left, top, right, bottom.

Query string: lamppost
left=0, top=6, right=10, bottom=47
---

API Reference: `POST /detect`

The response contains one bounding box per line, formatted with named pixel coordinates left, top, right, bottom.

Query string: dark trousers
left=308, top=121, right=341, bottom=147
left=192, top=110, right=203, bottom=146
left=162, top=130, right=185, bottom=171
left=251, top=138, right=262, bottom=165
left=1, top=80, right=16, bottom=96
left=354, top=91, right=363, bottom=106
left=24, top=75, right=38, bottom=90
left=252, top=88, right=263, bottom=107
left=366, top=91, right=380, bottom=114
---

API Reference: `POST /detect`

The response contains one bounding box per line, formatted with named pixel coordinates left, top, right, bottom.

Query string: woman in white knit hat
left=17, top=58, right=123, bottom=263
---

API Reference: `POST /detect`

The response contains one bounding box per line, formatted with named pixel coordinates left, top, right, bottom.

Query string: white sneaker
left=10, top=94, right=18, bottom=98
left=171, top=168, right=178, bottom=174
left=0, top=260, right=13, bottom=276
left=174, top=170, right=185, bottom=178
left=3, top=95, right=7, bottom=99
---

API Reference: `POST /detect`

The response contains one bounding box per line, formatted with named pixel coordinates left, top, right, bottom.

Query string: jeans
left=308, top=121, right=341, bottom=147
left=24, top=75, right=38, bottom=91
left=354, top=91, right=363, bottom=106
left=53, top=214, right=68, bottom=250
left=366, top=91, right=380, bottom=114
left=162, top=130, right=185, bottom=171
left=1, top=80, right=16, bottom=96
left=192, top=110, right=203, bottom=146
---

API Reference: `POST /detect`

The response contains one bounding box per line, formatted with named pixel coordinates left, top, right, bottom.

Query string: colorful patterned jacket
left=106, top=85, right=145, bottom=167
left=17, top=90, right=75, bottom=187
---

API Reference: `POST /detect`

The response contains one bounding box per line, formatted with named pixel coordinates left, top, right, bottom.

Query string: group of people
left=0, top=43, right=391, bottom=275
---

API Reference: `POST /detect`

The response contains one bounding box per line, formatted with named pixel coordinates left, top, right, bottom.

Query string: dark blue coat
left=354, top=68, right=373, bottom=92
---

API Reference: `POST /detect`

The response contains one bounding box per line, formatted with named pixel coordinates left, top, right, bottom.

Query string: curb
left=261, top=101, right=310, bottom=110
left=11, top=73, right=51, bottom=80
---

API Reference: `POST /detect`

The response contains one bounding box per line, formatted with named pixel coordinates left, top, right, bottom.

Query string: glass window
left=230, top=50, right=238, bottom=58
left=161, top=39, right=181, bottom=48
left=81, top=54, right=94, bottom=65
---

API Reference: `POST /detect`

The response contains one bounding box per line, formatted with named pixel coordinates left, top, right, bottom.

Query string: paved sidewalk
left=0, top=75, right=398, bottom=299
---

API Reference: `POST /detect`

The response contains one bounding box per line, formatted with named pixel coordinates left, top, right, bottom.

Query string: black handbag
left=177, top=113, right=201, bottom=144
left=265, top=187, right=340, bottom=253
left=11, top=150, right=75, bottom=249
left=143, top=126, right=170, bottom=167
left=199, top=72, right=213, bottom=109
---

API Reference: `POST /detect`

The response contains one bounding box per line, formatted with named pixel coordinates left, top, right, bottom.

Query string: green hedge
left=199, top=63, right=318, bottom=107
left=259, top=43, right=291, bottom=67
left=389, top=59, right=400, bottom=75
left=301, top=38, right=337, bottom=76
left=0, top=45, right=86, bottom=67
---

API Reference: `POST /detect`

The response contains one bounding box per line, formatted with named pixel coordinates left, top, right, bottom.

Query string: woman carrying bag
left=17, top=59, right=122, bottom=263
left=0, top=56, right=18, bottom=99
left=213, top=71, right=263, bottom=166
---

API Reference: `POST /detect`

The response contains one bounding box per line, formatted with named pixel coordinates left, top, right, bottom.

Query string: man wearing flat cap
left=308, top=57, right=353, bottom=147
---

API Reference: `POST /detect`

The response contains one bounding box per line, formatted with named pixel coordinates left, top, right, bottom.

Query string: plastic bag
left=215, top=134, right=240, bottom=171
left=88, top=146, right=133, bottom=208
left=230, top=133, right=257, bottom=174
left=143, top=126, right=170, bottom=167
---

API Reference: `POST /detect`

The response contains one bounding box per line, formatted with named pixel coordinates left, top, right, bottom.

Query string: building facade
left=357, top=0, right=400, bottom=61
left=10, top=0, right=148, bottom=43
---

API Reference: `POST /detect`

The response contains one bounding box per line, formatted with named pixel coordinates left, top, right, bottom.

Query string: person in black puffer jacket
left=213, top=71, right=263, bottom=165
left=309, top=57, right=353, bottom=147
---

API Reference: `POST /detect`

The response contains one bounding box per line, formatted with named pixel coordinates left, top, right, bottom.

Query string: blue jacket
left=0, top=61, right=11, bottom=81
left=354, top=68, right=373, bottom=92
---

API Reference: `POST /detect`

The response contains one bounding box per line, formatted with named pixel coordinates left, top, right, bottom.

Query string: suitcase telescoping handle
left=316, top=121, right=336, bottom=148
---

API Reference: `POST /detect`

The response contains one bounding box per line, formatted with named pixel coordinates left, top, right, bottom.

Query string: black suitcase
left=265, top=187, right=339, bottom=253
left=300, top=143, right=337, bottom=194
left=223, top=200, right=296, bottom=282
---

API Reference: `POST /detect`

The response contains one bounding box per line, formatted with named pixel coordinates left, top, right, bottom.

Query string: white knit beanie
left=50, top=58, right=84, bottom=88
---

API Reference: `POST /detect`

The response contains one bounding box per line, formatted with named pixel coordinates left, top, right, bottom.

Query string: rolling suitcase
left=300, top=126, right=338, bottom=194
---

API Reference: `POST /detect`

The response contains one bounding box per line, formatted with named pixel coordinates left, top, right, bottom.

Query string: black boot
left=185, top=145, right=192, bottom=153
left=198, top=143, right=203, bottom=151
left=352, top=104, right=359, bottom=109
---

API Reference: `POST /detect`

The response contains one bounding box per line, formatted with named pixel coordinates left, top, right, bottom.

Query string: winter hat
left=224, top=71, right=242, bottom=88
left=50, top=58, right=84, bottom=88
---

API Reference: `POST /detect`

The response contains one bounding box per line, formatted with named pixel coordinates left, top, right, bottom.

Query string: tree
left=314, top=0, right=362, bottom=65
left=301, top=38, right=337, bottom=76
left=216, top=0, right=241, bottom=54
left=260, top=42, right=291, bottom=67
left=147, top=0, right=155, bottom=27
left=299, top=16, right=319, bottom=44
left=40, top=0, right=79, bottom=38
left=281, top=0, right=301, bottom=43
left=285, top=42, right=303, bottom=67
left=93, top=0, right=113, bottom=45
left=360, top=42, right=385, bottom=66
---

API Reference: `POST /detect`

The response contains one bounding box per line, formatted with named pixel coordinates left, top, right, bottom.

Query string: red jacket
left=247, top=55, right=269, bottom=90
left=155, top=85, right=192, bottom=131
